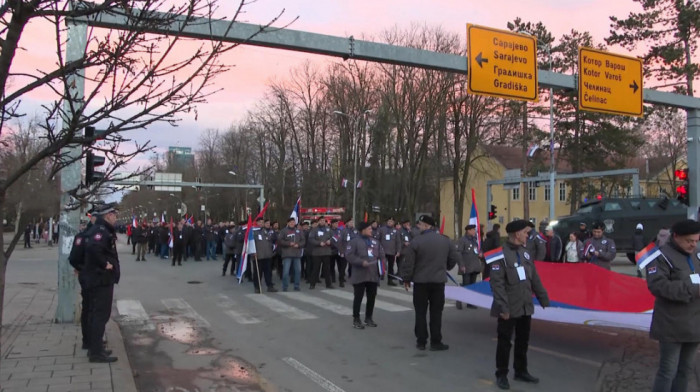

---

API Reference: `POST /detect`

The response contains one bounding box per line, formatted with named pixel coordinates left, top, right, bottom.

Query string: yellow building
left=439, top=145, right=680, bottom=239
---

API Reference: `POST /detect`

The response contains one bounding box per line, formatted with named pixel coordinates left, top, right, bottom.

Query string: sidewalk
left=0, top=236, right=137, bottom=392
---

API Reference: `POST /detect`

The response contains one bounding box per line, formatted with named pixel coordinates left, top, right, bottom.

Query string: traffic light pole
left=55, top=15, right=87, bottom=323
left=688, top=109, right=700, bottom=219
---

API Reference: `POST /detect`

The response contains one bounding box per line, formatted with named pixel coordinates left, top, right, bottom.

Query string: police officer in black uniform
left=69, top=208, right=98, bottom=352
left=83, top=203, right=121, bottom=363
left=489, top=219, right=549, bottom=390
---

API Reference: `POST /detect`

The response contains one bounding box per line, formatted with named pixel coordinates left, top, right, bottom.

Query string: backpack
left=224, top=232, right=236, bottom=249
left=68, top=232, right=87, bottom=271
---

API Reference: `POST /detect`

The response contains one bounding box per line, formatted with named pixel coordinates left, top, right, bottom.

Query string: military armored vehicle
left=550, top=197, right=687, bottom=254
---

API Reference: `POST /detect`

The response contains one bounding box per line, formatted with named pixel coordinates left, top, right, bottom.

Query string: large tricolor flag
left=132, top=215, right=137, bottom=228
left=290, top=197, right=301, bottom=224
left=469, top=188, right=481, bottom=253
left=236, top=216, right=256, bottom=283
left=636, top=242, right=662, bottom=270
left=484, top=247, right=505, bottom=264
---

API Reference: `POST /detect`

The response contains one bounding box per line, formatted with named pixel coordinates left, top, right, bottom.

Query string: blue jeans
left=282, top=257, right=302, bottom=290
left=206, top=240, right=217, bottom=260
left=653, top=341, right=700, bottom=392
left=159, top=244, right=169, bottom=258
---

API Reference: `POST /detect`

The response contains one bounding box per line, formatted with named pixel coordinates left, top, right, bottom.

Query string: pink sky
left=16, top=0, right=640, bottom=160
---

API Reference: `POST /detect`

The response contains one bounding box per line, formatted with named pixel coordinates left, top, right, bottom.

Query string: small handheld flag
left=484, top=248, right=505, bottom=264
left=356, top=180, right=363, bottom=189
left=236, top=216, right=256, bottom=282
left=341, top=178, right=348, bottom=188
left=161, top=213, right=165, bottom=224
left=469, top=188, right=481, bottom=253
left=636, top=243, right=662, bottom=270
left=377, top=258, right=385, bottom=276
left=290, top=197, right=301, bottom=224
left=132, top=215, right=137, bottom=228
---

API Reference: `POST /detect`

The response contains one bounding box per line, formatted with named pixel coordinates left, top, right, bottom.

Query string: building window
left=512, top=187, right=520, bottom=201
left=559, top=182, right=566, bottom=202
left=529, top=186, right=537, bottom=201
left=544, top=184, right=551, bottom=201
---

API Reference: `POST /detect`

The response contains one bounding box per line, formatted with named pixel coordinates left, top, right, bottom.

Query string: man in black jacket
left=82, top=203, right=121, bottom=363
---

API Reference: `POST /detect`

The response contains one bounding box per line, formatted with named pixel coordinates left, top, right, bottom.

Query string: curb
left=106, top=319, right=138, bottom=392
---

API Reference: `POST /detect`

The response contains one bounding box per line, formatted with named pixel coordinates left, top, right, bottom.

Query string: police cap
left=671, top=219, right=700, bottom=236
left=465, top=224, right=476, bottom=231
left=418, top=215, right=435, bottom=227
left=506, top=219, right=529, bottom=234
left=93, top=202, right=119, bottom=216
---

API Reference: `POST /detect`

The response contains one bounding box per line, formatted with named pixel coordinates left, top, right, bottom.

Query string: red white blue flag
left=469, top=188, right=481, bottom=253
left=377, top=257, right=385, bottom=276
left=636, top=242, right=662, bottom=270
left=236, top=216, right=256, bottom=283
left=132, top=215, right=137, bottom=228
left=290, top=197, right=301, bottom=224
left=341, top=178, right=348, bottom=188
left=484, top=247, right=505, bottom=264
left=527, top=144, right=539, bottom=158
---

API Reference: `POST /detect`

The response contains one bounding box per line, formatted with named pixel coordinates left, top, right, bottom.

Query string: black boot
left=353, top=318, right=365, bottom=329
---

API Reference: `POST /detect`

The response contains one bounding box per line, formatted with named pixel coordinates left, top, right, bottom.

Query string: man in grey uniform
left=525, top=222, right=547, bottom=261
left=457, top=224, right=482, bottom=309
left=488, top=219, right=549, bottom=390
left=378, top=217, right=402, bottom=286
left=251, top=217, right=277, bottom=293
left=582, top=221, right=617, bottom=269
left=308, top=218, right=334, bottom=289
left=645, top=219, right=700, bottom=392
left=400, top=215, right=461, bottom=351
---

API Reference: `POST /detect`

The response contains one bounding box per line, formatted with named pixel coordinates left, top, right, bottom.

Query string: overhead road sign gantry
left=467, top=24, right=538, bottom=102
left=578, top=47, right=644, bottom=117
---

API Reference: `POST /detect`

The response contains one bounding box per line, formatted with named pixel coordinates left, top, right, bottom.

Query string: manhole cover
left=187, top=281, right=202, bottom=284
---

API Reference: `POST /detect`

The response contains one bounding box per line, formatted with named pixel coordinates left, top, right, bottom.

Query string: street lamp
left=334, top=109, right=372, bottom=224
left=228, top=171, right=237, bottom=176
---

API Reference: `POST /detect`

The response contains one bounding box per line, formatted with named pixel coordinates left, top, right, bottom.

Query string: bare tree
left=0, top=0, right=287, bottom=359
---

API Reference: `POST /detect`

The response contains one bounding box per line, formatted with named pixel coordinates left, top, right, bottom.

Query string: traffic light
left=84, top=126, right=106, bottom=186
left=488, top=204, right=498, bottom=220
left=675, top=168, right=689, bottom=205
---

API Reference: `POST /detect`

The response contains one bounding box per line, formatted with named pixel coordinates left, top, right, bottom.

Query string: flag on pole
left=132, top=215, right=137, bottom=228
left=254, top=201, right=270, bottom=222
left=484, top=248, right=505, bottom=264
left=636, top=243, right=662, bottom=270
left=341, top=178, right=348, bottom=188
left=439, top=216, right=445, bottom=234
left=469, top=188, right=481, bottom=253
left=168, top=217, right=174, bottom=248
left=356, top=180, right=363, bottom=189
left=236, top=216, right=256, bottom=282
left=187, top=215, right=194, bottom=225
left=527, top=144, right=539, bottom=158
left=161, top=213, right=165, bottom=224
left=364, top=211, right=368, bottom=222
left=290, top=197, right=301, bottom=224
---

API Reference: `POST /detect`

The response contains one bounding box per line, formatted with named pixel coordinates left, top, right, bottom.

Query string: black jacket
left=83, top=217, right=120, bottom=288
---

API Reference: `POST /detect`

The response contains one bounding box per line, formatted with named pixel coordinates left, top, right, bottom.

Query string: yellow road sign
left=578, top=47, right=643, bottom=117
left=467, top=24, right=538, bottom=102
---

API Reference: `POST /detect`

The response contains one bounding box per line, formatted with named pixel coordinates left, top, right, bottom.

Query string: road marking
left=321, top=290, right=412, bottom=312
left=216, top=294, right=261, bottom=324
left=162, top=298, right=211, bottom=327
left=282, top=357, right=346, bottom=392
left=245, top=294, right=317, bottom=320
left=376, top=288, right=413, bottom=303
left=278, top=291, right=353, bottom=316
left=491, top=338, right=601, bottom=367
left=116, top=299, right=155, bottom=330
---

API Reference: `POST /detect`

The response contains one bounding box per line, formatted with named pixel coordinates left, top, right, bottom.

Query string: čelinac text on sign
left=578, top=47, right=643, bottom=117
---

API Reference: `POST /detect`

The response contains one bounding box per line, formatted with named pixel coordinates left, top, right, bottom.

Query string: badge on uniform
left=602, top=240, right=607, bottom=244
left=74, top=237, right=82, bottom=245
left=347, top=246, right=352, bottom=251
left=523, top=252, right=530, bottom=260
left=93, top=233, right=102, bottom=241
left=473, top=248, right=479, bottom=254
left=491, top=263, right=501, bottom=271
left=385, top=234, right=391, bottom=241
left=647, top=266, right=657, bottom=275
left=368, top=249, right=375, bottom=257
left=257, top=235, right=263, bottom=241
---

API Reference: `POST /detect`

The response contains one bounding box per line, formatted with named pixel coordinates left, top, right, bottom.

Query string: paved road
left=105, top=236, right=684, bottom=392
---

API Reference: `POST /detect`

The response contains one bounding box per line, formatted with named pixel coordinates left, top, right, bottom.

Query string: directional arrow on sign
left=475, top=52, right=489, bottom=68
left=629, top=80, right=639, bottom=93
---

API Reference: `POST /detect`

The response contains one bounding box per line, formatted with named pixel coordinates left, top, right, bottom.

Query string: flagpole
left=254, top=254, right=262, bottom=294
